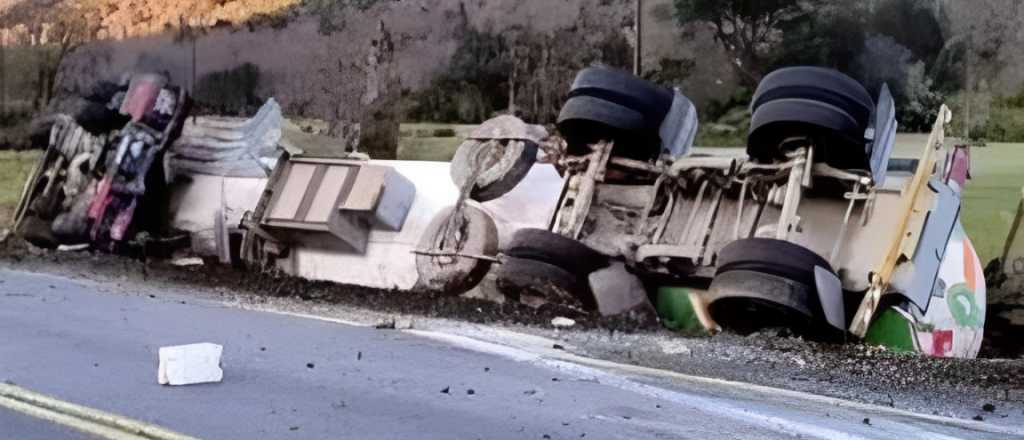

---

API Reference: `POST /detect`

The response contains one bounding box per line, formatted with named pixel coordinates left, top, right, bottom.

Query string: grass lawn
left=0, top=150, right=42, bottom=226
left=957, top=143, right=1024, bottom=264
left=398, top=136, right=463, bottom=162
left=893, top=134, right=1024, bottom=264
left=397, top=122, right=473, bottom=161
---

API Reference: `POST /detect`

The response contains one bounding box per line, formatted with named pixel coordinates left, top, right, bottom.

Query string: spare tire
left=450, top=138, right=538, bottom=202
left=415, top=203, right=499, bottom=295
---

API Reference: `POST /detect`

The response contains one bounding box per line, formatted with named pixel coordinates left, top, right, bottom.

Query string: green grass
left=892, top=134, right=1024, bottom=264
left=400, top=123, right=477, bottom=137
left=398, top=136, right=463, bottom=161
left=957, top=143, right=1024, bottom=264
left=0, top=150, right=42, bottom=225
left=397, top=122, right=471, bottom=161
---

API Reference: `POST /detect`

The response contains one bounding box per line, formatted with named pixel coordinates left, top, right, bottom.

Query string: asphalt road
left=0, top=269, right=1017, bottom=440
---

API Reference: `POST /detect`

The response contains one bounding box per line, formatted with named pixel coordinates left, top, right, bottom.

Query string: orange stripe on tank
left=963, top=239, right=978, bottom=291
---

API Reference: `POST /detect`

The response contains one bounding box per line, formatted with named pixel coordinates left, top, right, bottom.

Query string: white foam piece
left=157, top=343, right=224, bottom=386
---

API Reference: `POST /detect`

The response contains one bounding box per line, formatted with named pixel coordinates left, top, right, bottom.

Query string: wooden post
left=634, top=0, right=643, bottom=76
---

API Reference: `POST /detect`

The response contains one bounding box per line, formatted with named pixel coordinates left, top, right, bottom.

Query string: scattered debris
left=588, top=262, right=657, bottom=321
left=157, top=343, right=224, bottom=386
left=440, top=386, right=450, bottom=394
left=862, top=418, right=871, bottom=426
left=552, top=344, right=565, bottom=351
left=551, top=317, right=576, bottom=328
left=657, top=340, right=692, bottom=356
left=983, top=403, right=996, bottom=412
left=374, top=317, right=414, bottom=330
left=171, top=257, right=205, bottom=267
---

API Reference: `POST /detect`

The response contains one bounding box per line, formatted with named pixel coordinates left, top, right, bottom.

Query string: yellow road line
left=0, top=383, right=199, bottom=440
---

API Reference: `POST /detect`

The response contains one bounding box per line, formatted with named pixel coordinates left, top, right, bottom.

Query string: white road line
left=407, top=329, right=1023, bottom=439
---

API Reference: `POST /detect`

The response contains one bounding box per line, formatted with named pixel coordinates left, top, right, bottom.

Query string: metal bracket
left=411, top=249, right=502, bottom=263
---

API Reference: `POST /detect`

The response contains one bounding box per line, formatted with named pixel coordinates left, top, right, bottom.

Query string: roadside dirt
left=1, top=239, right=1022, bottom=427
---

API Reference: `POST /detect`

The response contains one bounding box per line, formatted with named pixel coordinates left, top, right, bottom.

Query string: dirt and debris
left=1, top=238, right=1022, bottom=425
left=0, top=238, right=654, bottom=331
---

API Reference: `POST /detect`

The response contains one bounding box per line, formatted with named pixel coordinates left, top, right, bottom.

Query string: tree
left=673, top=0, right=806, bottom=86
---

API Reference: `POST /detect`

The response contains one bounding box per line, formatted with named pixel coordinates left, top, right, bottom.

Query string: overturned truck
left=418, top=66, right=985, bottom=358
left=13, top=66, right=985, bottom=359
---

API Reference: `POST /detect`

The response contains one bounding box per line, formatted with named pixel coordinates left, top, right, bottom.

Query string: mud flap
left=658, top=91, right=699, bottom=159
left=891, top=179, right=960, bottom=312
left=814, top=266, right=846, bottom=331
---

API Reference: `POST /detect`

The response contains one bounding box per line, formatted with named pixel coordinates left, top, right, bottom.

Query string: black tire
left=716, top=238, right=833, bottom=289
left=28, top=115, right=60, bottom=149
left=496, top=256, right=585, bottom=306
left=752, top=66, right=873, bottom=124
left=753, top=85, right=872, bottom=129
left=707, top=271, right=819, bottom=335
left=415, top=203, right=499, bottom=295
left=558, top=95, right=646, bottom=133
left=504, top=229, right=609, bottom=277
left=711, top=239, right=845, bottom=339
left=568, top=66, right=673, bottom=124
left=83, top=80, right=124, bottom=103
left=68, top=98, right=127, bottom=135
left=557, top=95, right=661, bottom=160
left=450, top=139, right=538, bottom=202
left=18, top=215, right=57, bottom=249
left=747, top=98, right=866, bottom=168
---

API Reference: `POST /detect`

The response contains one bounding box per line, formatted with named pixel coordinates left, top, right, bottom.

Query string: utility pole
left=964, top=26, right=973, bottom=141
left=1, top=29, right=6, bottom=118
left=634, top=0, right=643, bottom=76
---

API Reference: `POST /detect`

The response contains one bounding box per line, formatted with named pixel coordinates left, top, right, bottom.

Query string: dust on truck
left=418, top=66, right=985, bottom=358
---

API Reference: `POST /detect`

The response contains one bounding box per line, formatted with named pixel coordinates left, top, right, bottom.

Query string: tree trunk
left=508, top=46, right=517, bottom=115
left=0, top=33, right=6, bottom=118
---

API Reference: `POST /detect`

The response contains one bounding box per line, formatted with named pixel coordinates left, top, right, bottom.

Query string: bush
left=432, top=128, right=457, bottom=138
left=980, top=105, right=1024, bottom=143
left=193, top=63, right=263, bottom=116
